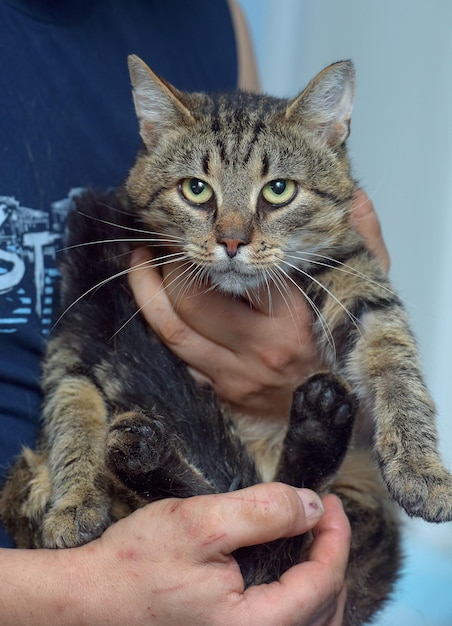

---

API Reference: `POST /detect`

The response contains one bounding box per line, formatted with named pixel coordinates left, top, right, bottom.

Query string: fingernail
left=296, top=489, right=325, bottom=522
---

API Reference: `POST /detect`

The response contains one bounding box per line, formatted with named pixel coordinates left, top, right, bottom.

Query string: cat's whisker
left=115, top=260, right=218, bottom=338
left=268, top=267, right=298, bottom=311
left=75, top=210, right=185, bottom=241
left=166, top=264, right=206, bottom=312
left=108, top=249, right=189, bottom=273
left=349, top=180, right=385, bottom=215
left=244, top=286, right=259, bottom=309
left=194, top=265, right=218, bottom=297
left=133, top=251, right=188, bottom=269
left=59, top=237, right=183, bottom=254
left=110, top=259, right=197, bottom=338
left=243, top=282, right=265, bottom=311
left=276, top=266, right=336, bottom=355
left=261, top=272, right=274, bottom=317
left=156, top=260, right=211, bottom=314
left=180, top=262, right=205, bottom=295
left=110, top=306, right=145, bottom=339
left=282, top=259, right=364, bottom=344
left=267, top=267, right=308, bottom=344
left=192, top=265, right=211, bottom=294
left=52, top=251, right=189, bottom=333
left=286, top=251, right=397, bottom=298
left=99, top=248, right=188, bottom=266
left=51, top=265, right=135, bottom=333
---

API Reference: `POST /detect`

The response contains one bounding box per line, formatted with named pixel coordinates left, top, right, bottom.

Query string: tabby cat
left=1, top=55, right=451, bottom=625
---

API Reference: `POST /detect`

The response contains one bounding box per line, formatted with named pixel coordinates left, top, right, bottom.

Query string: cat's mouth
left=207, top=265, right=264, bottom=296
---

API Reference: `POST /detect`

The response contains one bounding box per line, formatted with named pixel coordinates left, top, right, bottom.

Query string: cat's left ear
left=128, top=55, right=194, bottom=148
left=286, top=61, right=355, bottom=147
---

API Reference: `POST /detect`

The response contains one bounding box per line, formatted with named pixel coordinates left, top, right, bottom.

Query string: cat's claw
left=107, top=411, right=216, bottom=500
left=40, top=498, right=111, bottom=548
left=377, top=451, right=452, bottom=523
left=106, top=412, right=171, bottom=483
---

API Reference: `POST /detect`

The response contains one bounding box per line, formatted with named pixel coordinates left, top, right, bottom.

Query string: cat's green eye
left=180, top=178, right=214, bottom=205
left=262, top=179, right=296, bottom=206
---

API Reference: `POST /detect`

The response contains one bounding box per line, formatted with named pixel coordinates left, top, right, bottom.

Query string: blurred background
left=238, top=0, right=452, bottom=624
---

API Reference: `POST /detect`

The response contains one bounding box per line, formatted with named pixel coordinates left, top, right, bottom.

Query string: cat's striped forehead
left=184, top=90, right=286, bottom=172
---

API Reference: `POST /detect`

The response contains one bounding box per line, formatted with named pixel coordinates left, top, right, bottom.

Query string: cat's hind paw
left=106, top=411, right=172, bottom=487
left=106, top=411, right=215, bottom=499
left=278, top=372, right=356, bottom=490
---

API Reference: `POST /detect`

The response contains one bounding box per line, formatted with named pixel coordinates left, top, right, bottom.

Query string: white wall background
left=239, top=1, right=452, bottom=622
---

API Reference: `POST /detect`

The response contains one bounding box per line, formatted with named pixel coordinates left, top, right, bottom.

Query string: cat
left=1, top=55, right=451, bottom=624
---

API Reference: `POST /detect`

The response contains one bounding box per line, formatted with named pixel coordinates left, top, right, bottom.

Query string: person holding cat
left=129, top=189, right=389, bottom=420
left=0, top=0, right=388, bottom=624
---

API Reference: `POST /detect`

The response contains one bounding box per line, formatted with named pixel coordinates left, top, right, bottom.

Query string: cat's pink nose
left=218, top=237, right=247, bottom=258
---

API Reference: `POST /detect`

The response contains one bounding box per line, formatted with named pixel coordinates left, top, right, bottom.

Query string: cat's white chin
left=210, top=272, right=262, bottom=296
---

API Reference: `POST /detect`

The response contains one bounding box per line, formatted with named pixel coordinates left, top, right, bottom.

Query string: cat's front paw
left=40, top=496, right=111, bottom=548
left=278, top=372, right=356, bottom=490
left=377, top=448, right=452, bottom=523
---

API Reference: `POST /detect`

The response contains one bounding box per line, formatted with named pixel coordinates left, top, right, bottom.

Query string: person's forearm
left=0, top=547, right=88, bottom=625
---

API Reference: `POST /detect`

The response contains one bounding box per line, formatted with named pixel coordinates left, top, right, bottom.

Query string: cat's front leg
left=347, top=308, right=452, bottom=523
left=40, top=375, right=112, bottom=548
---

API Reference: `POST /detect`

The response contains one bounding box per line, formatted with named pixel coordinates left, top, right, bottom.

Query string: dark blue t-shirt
left=0, top=0, right=238, bottom=546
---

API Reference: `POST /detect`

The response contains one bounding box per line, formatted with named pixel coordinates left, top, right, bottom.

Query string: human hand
left=129, top=244, right=317, bottom=416
left=74, top=484, right=349, bottom=626
left=350, top=189, right=389, bottom=271
left=128, top=190, right=388, bottom=415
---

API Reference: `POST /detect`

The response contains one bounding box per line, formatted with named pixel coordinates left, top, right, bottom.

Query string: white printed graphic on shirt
left=0, top=190, right=84, bottom=334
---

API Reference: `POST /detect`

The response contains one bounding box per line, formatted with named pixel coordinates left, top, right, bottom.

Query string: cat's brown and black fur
left=1, top=56, right=451, bottom=625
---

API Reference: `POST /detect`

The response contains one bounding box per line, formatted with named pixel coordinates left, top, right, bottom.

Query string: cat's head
left=126, top=55, right=358, bottom=296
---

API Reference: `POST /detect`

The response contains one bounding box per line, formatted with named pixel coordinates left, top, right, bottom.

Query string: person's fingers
left=167, top=483, right=325, bottom=562
left=351, top=189, right=390, bottom=271
left=128, top=247, right=318, bottom=414
left=307, top=495, right=350, bottom=568
left=128, top=248, right=221, bottom=363
left=240, top=495, right=349, bottom=626
left=129, top=248, right=243, bottom=349
left=327, top=585, right=348, bottom=626
left=129, top=249, right=315, bottom=375
left=128, top=248, right=191, bottom=344
left=159, top=257, right=311, bottom=345
left=242, top=582, right=346, bottom=626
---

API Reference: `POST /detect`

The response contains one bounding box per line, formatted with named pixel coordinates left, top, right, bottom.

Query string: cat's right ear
left=128, top=55, right=195, bottom=148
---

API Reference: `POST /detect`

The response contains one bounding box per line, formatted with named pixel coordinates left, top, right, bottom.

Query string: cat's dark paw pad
left=291, top=372, right=355, bottom=437
left=377, top=448, right=452, bottom=523
left=40, top=498, right=111, bottom=548
left=106, top=412, right=168, bottom=478
left=280, top=373, right=356, bottom=490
